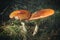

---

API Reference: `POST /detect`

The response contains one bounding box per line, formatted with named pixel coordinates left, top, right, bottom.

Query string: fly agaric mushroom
left=29, top=9, right=55, bottom=36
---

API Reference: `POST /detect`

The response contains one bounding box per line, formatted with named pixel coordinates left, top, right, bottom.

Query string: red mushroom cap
left=29, top=9, right=55, bottom=20
left=9, top=10, right=31, bottom=20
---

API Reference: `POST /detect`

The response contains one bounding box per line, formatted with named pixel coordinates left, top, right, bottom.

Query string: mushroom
left=9, top=10, right=31, bottom=20
left=29, top=9, right=55, bottom=36
left=29, top=9, right=54, bottom=20
left=9, top=10, right=31, bottom=40
left=9, top=9, right=55, bottom=37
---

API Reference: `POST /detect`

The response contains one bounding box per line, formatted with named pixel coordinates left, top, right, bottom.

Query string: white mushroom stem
left=32, top=24, right=38, bottom=36
left=21, top=22, right=27, bottom=33
left=20, top=22, right=27, bottom=40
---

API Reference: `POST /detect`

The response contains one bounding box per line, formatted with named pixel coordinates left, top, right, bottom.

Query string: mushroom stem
left=21, top=22, right=27, bottom=32
left=32, top=24, right=38, bottom=36
left=20, top=22, right=27, bottom=40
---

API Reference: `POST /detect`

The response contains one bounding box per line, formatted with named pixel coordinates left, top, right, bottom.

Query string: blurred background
left=0, top=0, right=60, bottom=40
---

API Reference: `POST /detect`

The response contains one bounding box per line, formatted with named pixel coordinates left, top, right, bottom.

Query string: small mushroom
left=29, top=9, right=55, bottom=36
